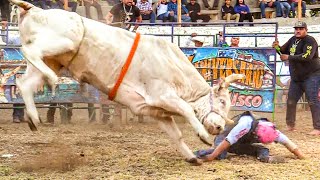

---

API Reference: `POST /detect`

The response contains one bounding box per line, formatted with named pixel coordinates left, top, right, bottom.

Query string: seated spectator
left=136, top=0, right=156, bottom=23
left=221, top=0, right=240, bottom=22
left=167, top=0, right=191, bottom=22
left=65, top=0, right=78, bottom=12
left=259, top=0, right=281, bottom=18
left=278, top=0, right=291, bottom=18
left=234, top=0, right=253, bottom=26
left=186, top=0, right=210, bottom=23
left=105, top=0, right=142, bottom=31
left=156, top=0, right=169, bottom=22
left=290, top=0, right=307, bottom=18
left=83, top=0, right=104, bottom=20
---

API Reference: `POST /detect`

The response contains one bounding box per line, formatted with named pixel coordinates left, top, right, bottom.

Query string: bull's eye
left=220, top=99, right=226, bottom=105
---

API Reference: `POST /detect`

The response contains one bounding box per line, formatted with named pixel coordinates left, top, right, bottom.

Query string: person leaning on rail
left=0, top=21, right=25, bottom=123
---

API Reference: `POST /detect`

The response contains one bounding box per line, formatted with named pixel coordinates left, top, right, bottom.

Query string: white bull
left=10, top=0, right=244, bottom=165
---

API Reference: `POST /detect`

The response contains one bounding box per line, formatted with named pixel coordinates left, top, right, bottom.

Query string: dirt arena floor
left=0, top=105, right=320, bottom=180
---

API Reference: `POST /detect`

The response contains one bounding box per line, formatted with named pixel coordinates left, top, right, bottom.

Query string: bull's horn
left=224, top=74, right=245, bottom=87
left=225, top=118, right=234, bottom=125
left=9, top=0, right=34, bottom=10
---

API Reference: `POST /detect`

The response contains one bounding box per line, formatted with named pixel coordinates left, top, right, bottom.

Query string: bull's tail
left=9, top=0, right=34, bottom=11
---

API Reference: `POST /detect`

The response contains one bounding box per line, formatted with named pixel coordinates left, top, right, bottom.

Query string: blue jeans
left=68, top=2, right=78, bottom=12
left=141, top=12, right=156, bottom=23
left=168, top=14, right=191, bottom=22
left=286, top=75, right=320, bottom=129
left=291, top=1, right=306, bottom=17
left=194, top=133, right=270, bottom=162
left=260, top=1, right=281, bottom=18
left=157, top=12, right=169, bottom=22
left=279, top=2, right=291, bottom=17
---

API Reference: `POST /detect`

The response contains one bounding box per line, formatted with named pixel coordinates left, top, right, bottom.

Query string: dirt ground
left=0, top=105, right=320, bottom=180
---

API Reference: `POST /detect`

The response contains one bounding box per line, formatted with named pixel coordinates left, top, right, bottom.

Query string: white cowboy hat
left=191, top=36, right=205, bottom=43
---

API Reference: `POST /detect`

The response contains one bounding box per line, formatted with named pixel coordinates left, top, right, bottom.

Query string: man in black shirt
left=186, top=0, right=210, bottom=23
left=105, top=0, right=142, bottom=31
left=221, top=0, right=239, bottom=22
left=272, top=21, right=320, bottom=136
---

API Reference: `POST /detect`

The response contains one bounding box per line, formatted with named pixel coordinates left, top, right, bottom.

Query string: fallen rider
left=194, top=111, right=305, bottom=163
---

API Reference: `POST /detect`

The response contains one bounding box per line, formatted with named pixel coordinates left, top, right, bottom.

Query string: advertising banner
left=182, top=47, right=276, bottom=112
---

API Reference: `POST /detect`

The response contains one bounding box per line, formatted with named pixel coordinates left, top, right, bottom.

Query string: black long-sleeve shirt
left=280, top=35, right=320, bottom=81
left=186, top=3, right=201, bottom=14
left=221, top=5, right=236, bottom=18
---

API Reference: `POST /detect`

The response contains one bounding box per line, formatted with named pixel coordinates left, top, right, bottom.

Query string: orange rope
left=108, top=33, right=141, bottom=100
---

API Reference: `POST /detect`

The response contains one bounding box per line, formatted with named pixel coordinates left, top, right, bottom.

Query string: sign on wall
left=0, top=48, right=99, bottom=104
left=182, top=47, right=276, bottom=112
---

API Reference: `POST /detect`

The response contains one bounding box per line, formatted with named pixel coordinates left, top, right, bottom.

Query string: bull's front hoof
left=186, top=158, right=203, bottom=166
left=27, top=115, right=38, bottom=131
left=27, top=121, right=38, bottom=131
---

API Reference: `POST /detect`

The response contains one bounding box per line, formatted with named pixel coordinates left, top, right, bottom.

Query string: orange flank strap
left=108, top=33, right=141, bottom=100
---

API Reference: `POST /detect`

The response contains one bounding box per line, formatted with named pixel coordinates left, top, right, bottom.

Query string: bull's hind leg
left=16, top=64, right=45, bottom=131
left=158, top=116, right=202, bottom=165
left=21, top=35, right=74, bottom=94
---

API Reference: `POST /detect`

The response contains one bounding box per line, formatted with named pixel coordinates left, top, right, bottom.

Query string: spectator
left=136, top=0, right=156, bottom=23
left=259, top=0, right=281, bottom=18
left=217, top=31, right=229, bottom=47
left=278, top=0, right=291, bottom=18
left=272, top=21, right=320, bottom=135
left=201, top=0, right=219, bottom=10
left=0, top=66, right=24, bottom=123
left=276, top=60, right=290, bottom=108
left=221, top=0, right=240, bottom=23
left=230, top=36, right=240, bottom=47
left=191, top=36, right=205, bottom=47
left=156, top=0, right=169, bottom=22
left=48, top=0, right=64, bottom=9
left=1, top=21, right=25, bottom=123
left=0, top=0, right=10, bottom=21
left=105, top=0, right=142, bottom=31
left=195, top=111, right=305, bottom=163
left=83, top=0, right=104, bottom=20
left=167, top=0, right=191, bottom=22
left=290, top=0, right=307, bottom=18
left=186, top=0, right=210, bottom=23
left=234, top=0, right=253, bottom=26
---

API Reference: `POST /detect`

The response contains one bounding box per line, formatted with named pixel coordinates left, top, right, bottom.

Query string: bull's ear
left=224, top=74, right=245, bottom=87
left=226, top=118, right=234, bottom=125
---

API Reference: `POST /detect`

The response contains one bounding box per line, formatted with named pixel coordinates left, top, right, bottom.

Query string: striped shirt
left=136, top=1, right=152, bottom=11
